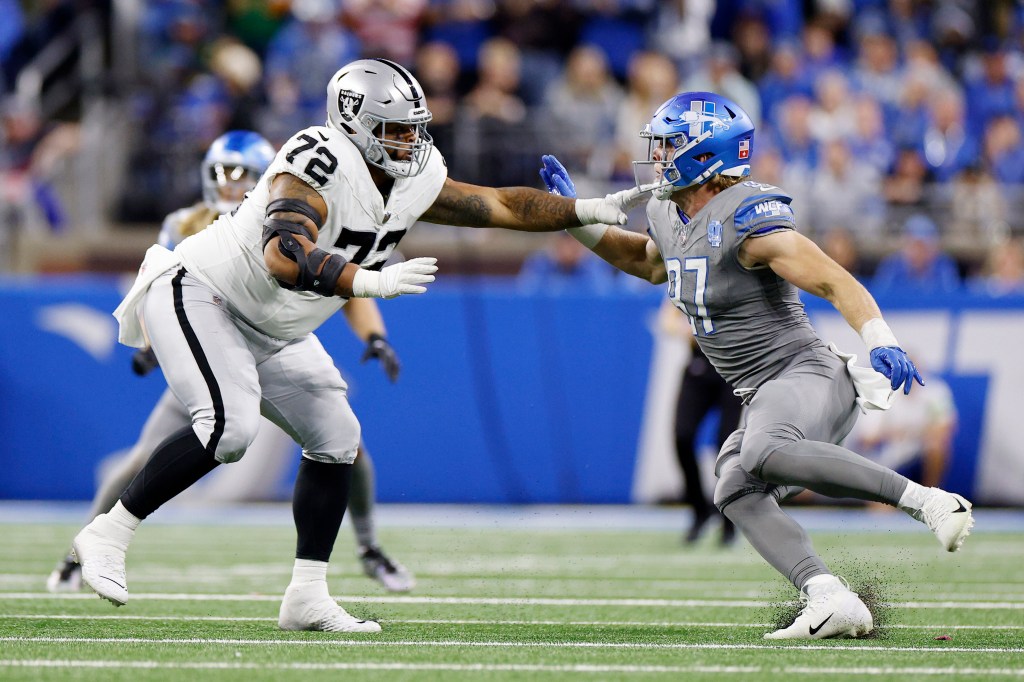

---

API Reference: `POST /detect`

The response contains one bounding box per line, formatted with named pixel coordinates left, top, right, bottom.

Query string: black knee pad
left=713, top=453, right=776, bottom=513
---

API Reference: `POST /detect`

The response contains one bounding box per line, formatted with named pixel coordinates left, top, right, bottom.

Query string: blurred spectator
left=414, top=41, right=461, bottom=159
left=807, top=139, right=883, bottom=240
left=968, top=238, right=1024, bottom=297
left=420, top=0, right=495, bottom=77
left=613, top=51, right=678, bottom=180
left=757, top=41, right=812, bottom=126
left=883, top=147, right=931, bottom=210
left=981, top=115, right=1024, bottom=184
left=731, top=12, right=772, bottom=82
left=264, top=0, right=360, bottom=128
left=772, top=95, right=819, bottom=173
left=949, top=165, right=1008, bottom=249
left=847, top=94, right=894, bottom=173
left=800, top=19, right=844, bottom=85
left=920, top=89, right=978, bottom=182
left=517, top=231, right=617, bottom=292
left=851, top=23, right=903, bottom=113
left=225, top=0, right=290, bottom=55
left=464, top=37, right=525, bottom=124
left=542, top=45, right=622, bottom=177
left=963, top=42, right=1018, bottom=139
left=819, top=226, right=868, bottom=279
left=681, top=42, right=762, bottom=127
left=207, top=37, right=263, bottom=131
left=647, top=0, right=713, bottom=76
left=871, top=214, right=961, bottom=294
left=462, top=37, right=528, bottom=185
left=807, top=70, right=855, bottom=143
left=342, top=0, right=428, bottom=65
left=576, top=0, right=648, bottom=84
left=494, top=0, right=583, bottom=105
left=850, top=371, right=957, bottom=489
left=0, top=0, right=25, bottom=75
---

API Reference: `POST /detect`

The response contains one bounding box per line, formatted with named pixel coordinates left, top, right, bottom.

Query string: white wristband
left=859, top=318, right=900, bottom=350
left=566, top=224, right=608, bottom=249
left=350, top=268, right=379, bottom=298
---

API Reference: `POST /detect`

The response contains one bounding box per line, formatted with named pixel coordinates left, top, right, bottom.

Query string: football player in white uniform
left=48, top=130, right=415, bottom=596
left=70, top=58, right=638, bottom=632
left=537, top=91, right=974, bottom=640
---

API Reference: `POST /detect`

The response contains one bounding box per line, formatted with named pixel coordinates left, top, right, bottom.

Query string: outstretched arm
left=420, top=177, right=638, bottom=230
left=740, top=229, right=924, bottom=393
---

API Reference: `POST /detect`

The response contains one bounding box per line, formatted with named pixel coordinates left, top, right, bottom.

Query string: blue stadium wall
left=1, top=276, right=1021, bottom=505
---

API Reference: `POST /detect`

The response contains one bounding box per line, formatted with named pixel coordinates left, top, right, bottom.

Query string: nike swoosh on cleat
left=809, top=613, right=833, bottom=636
left=100, top=576, right=126, bottom=590
left=953, top=500, right=967, bottom=513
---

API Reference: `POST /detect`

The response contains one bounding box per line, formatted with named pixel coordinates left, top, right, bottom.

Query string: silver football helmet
left=326, top=58, right=433, bottom=178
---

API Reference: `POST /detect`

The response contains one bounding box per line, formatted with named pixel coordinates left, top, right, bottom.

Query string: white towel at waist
left=112, top=244, right=182, bottom=348
left=828, top=342, right=895, bottom=413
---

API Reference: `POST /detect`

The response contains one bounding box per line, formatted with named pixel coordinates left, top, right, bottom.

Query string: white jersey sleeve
left=158, top=202, right=220, bottom=250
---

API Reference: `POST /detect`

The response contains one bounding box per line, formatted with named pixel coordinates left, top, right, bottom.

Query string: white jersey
left=175, top=125, right=448, bottom=340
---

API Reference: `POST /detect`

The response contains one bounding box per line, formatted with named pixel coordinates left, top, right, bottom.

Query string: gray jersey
left=647, top=180, right=823, bottom=389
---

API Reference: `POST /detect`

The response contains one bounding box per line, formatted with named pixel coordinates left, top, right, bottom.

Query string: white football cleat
left=278, top=581, right=382, bottom=633
left=359, top=545, right=415, bottom=593
left=764, top=576, right=873, bottom=640
left=71, top=517, right=130, bottom=607
left=46, top=555, right=82, bottom=593
left=914, top=488, right=974, bottom=552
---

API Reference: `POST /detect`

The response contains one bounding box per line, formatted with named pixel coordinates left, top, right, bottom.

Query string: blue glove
left=539, top=154, right=577, bottom=199
left=870, top=346, right=925, bottom=395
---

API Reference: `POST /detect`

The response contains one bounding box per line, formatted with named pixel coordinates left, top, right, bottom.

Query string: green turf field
left=1, top=508, right=1022, bottom=680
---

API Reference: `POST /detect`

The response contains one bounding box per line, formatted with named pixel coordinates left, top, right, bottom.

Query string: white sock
left=98, top=501, right=141, bottom=546
left=897, top=481, right=930, bottom=517
left=804, top=573, right=842, bottom=597
left=291, top=559, right=328, bottom=585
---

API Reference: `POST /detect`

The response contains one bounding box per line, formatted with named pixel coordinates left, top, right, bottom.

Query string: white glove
left=351, top=257, right=438, bottom=299
left=574, top=186, right=651, bottom=226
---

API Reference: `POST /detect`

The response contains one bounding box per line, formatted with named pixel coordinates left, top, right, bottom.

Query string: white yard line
left=4, top=614, right=1024, bottom=630
left=0, top=660, right=1022, bottom=676
left=2, top=592, right=1023, bottom=609
left=1, top=636, right=1021, bottom=653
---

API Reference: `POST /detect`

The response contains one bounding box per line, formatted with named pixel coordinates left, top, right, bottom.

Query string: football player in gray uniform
left=48, top=131, right=414, bottom=596
left=539, top=91, right=974, bottom=640
left=69, top=58, right=639, bottom=633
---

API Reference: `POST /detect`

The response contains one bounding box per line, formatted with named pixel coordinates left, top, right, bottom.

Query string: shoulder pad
left=734, top=191, right=796, bottom=237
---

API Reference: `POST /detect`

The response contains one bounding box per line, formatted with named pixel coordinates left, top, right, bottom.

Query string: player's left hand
left=361, top=333, right=400, bottom=383
left=870, top=346, right=925, bottom=395
left=539, top=154, right=577, bottom=198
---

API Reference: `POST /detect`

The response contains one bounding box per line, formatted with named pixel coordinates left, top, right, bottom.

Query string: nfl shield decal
left=708, top=220, right=723, bottom=248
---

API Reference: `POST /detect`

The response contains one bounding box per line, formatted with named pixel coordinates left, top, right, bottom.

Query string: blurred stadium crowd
left=2, top=0, right=1024, bottom=292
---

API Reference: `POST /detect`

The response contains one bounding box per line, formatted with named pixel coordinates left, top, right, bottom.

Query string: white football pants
left=142, top=268, right=361, bottom=465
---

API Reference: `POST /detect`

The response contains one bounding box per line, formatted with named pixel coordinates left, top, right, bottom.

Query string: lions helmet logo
left=337, top=89, right=364, bottom=122
left=679, top=101, right=731, bottom=139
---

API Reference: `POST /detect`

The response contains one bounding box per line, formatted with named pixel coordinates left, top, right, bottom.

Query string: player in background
left=538, top=90, right=974, bottom=640
left=69, top=58, right=639, bottom=633
left=48, top=130, right=413, bottom=596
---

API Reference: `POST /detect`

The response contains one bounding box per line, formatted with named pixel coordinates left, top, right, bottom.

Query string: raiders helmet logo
left=337, top=89, right=364, bottom=122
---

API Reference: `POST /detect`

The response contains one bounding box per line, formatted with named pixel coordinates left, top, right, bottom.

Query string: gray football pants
left=713, top=347, right=909, bottom=590
left=141, top=269, right=361, bottom=467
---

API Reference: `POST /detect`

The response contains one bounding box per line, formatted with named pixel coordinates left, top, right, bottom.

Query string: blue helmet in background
left=634, top=91, right=754, bottom=199
left=202, top=130, right=276, bottom=213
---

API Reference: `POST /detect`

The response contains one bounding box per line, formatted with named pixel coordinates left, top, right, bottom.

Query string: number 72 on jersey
left=666, top=257, right=715, bottom=336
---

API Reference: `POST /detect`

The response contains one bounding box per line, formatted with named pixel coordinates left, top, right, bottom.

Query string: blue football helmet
left=634, top=91, right=754, bottom=199
left=202, top=130, right=276, bottom=213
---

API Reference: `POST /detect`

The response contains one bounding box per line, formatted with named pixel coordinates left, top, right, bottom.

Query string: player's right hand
left=539, top=154, right=577, bottom=198
left=131, top=347, right=160, bottom=376
left=351, top=257, right=438, bottom=299
left=870, top=346, right=925, bottom=395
